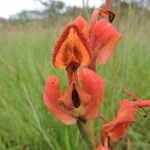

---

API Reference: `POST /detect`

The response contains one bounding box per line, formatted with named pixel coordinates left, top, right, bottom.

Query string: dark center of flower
left=71, top=88, right=80, bottom=108
left=66, top=60, right=80, bottom=73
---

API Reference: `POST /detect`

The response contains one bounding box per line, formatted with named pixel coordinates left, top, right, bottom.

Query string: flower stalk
left=77, top=120, right=96, bottom=150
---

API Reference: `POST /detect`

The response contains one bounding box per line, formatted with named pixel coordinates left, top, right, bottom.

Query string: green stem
left=77, top=120, right=96, bottom=150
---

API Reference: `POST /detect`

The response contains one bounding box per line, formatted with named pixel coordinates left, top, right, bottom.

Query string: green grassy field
left=0, top=10, right=150, bottom=150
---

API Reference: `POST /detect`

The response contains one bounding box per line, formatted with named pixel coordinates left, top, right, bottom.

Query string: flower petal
left=131, top=100, right=150, bottom=107
left=75, top=84, right=91, bottom=106
left=58, top=83, right=74, bottom=109
left=90, top=8, right=100, bottom=47
left=78, top=68, right=104, bottom=119
left=93, top=18, right=121, bottom=64
left=74, top=16, right=89, bottom=38
left=116, top=99, right=137, bottom=121
left=44, top=76, right=77, bottom=124
left=101, top=121, right=133, bottom=147
left=94, top=18, right=121, bottom=47
left=90, top=8, right=99, bottom=36
left=59, top=82, right=91, bottom=108
left=53, top=24, right=91, bottom=68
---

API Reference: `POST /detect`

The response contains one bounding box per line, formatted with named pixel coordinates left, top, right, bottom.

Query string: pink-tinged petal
left=90, top=8, right=100, bottom=48
left=90, top=9, right=99, bottom=35
left=93, top=18, right=121, bottom=64
left=74, top=16, right=89, bottom=38
left=97, top=145, right=109, bottom=150
left=78, top=68, right=104, bottom=119
left=94, top=19, right=120, bottom=46
left=44, top=76, right=77, bottom=125
left=96, top=36, right=120, bottom=64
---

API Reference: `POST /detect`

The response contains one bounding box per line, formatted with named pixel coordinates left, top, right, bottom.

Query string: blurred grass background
left=0, top=1, right=150, bottom=150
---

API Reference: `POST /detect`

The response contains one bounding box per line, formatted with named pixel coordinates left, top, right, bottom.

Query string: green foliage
left=0, top=9, right=150, bottom=150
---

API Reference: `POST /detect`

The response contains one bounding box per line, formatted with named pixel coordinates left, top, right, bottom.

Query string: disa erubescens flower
left=44, top=68, right=104, bottom=124
left=43, top=0, right=150, bottom=149
left=74, top=8, right=121, bottom=65
left=100, top=99, right=150, bottom=147
left=53, top=24, right=91, bottom=72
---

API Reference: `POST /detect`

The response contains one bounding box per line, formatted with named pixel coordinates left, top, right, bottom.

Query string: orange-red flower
left=44, top=68, right=104, bottom=124
left=74, top=8, right=121, bottom=65
left=100, top=99, right=150, bottom=147
left=52, top=8, right=121, bottom=73
left=52, top=23, right=92, bottom=84
left=53, top=24, right=91, bottom=71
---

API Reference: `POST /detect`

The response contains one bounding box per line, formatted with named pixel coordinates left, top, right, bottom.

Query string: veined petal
left=94, top=18, right=120, bottom=46
left=44, top=76, right=77, bottom=124
left=96, top=36, right=121, bottom=64
left=90, top=8, right=99, bottom=35
left=74, top=16, right=89, bottom=38
left=78, top=68, right=104, bottom=119
left=93, top=18, right=121, bottom=64
left=53, top=24, right=91, bottom=69
left=90, top=8, right=100, bottom=47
